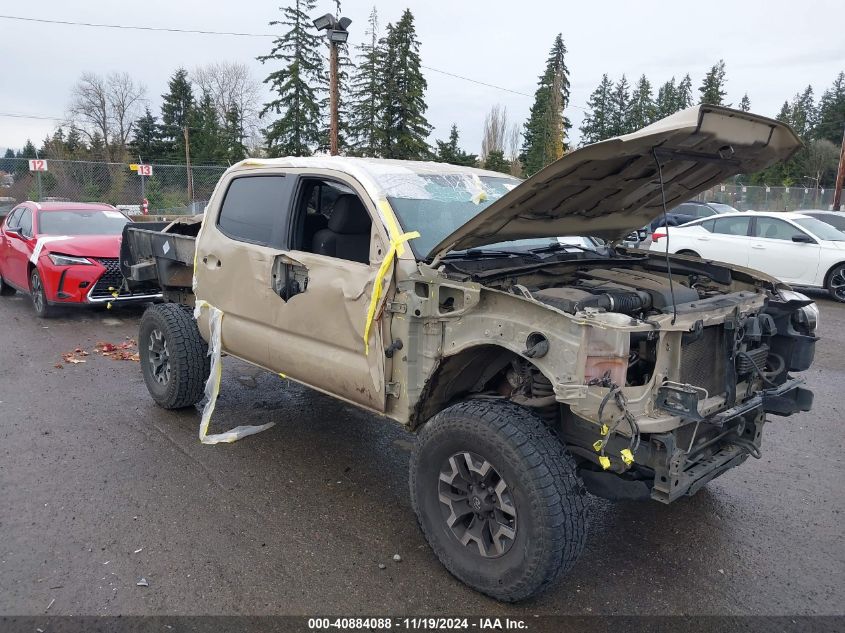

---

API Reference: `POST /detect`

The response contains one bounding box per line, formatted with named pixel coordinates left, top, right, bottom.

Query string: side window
left=712, top=216, right=750, bottom=236
left=18, top=209, right=33, bottom=237
left=754, top=217, right=806, bottom=241
left=5, top=208, right=22, bottom=228
left=293, top=178, right=372, bottom=264
left=217, top=175, right=292, bottom=247
left=699, top=219, right=715, bottom=232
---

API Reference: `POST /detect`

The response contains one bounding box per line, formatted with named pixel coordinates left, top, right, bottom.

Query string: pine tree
left=483, top=150, right=510, bottom=174
left=347, top=7, right=383, bottom=156
left=433, top=124, right=477, bottom=166
left=608, top=75, right=631, bottom=136
left=377, top=10, right=432, bottom=159
left=626, top=75, right=656, bottom=131
left=675, top=74, right=693, bottom=110
left=159, top=69, right=195, bottom=162
left=790, top=85, right=817, bottom=138
left=130, top=107, right=161, bottom=162
left=222, top=105, right=249, bottom=162
left=699, top=61, right=727, bottom=105
left=655, top=78, right=677, bottom=119
left=814, top=71, right=845, bottom=144
left=739, top=93, right=751, bottom=112
left=580, top=74, right=614, bottom=144
left=191, top=91, right=224, bottom=164
left=258, top=0, right=325, bottom=157
left=520, top=34, right=571, bottom=176
left=65, top=126, right=83, bottom=156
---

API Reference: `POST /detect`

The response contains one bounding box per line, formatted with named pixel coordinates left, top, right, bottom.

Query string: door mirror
left=4, top=228, right=20, bottom=238
left=792, top=234, right=815, bottom=244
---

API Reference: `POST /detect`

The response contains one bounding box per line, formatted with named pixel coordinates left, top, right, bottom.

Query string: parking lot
left=0, top=290, right=842, bottom=617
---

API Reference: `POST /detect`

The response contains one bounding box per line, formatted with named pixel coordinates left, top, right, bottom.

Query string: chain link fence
left=694, top=183, right=841, bottom=212
left=0, top=157, right=226, bottom=216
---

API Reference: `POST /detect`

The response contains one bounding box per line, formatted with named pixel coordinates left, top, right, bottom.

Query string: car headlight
left=780, top=289, right=819, bottom=332
left=48, top=253, right=92, bottom=266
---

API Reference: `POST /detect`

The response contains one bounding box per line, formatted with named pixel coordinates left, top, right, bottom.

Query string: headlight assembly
left=48, top=253, right=92, bottom=266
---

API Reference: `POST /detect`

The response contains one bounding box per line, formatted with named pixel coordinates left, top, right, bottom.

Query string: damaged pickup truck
left=121, top=105, right=817, bottom=601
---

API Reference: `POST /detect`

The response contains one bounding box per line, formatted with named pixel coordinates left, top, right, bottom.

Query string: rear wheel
left=826, top=264, right=845, bottom=303
left=410, top=401, right=588, bottom=602
left=29, top=268, right=54, bottom=318
left=677, top=249, right=701, bottom=258
left=0, top=273, right=15, bottom=296
left=139, top=303, right=210, bottom=409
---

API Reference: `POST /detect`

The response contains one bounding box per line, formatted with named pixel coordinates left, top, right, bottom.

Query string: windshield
left=808, top=213, right=845, bottom=231
left=38, top=209, right=128, bottom=236
left=794, top=217, right=845, bottom=241
left=386, top=173, right=522, bottom=256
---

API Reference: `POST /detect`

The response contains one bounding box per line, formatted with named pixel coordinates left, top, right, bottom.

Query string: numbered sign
left=137, top=164, right=153, bottom=177
left=28, top=159, right=48, bottom=172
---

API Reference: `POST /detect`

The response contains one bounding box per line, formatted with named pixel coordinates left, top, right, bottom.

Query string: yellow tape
left=279, top=372, right=287, bottom=379
left=599, top=455, right=611, bottom=470
left=592, top=440, right=603, bottom=452
left=620, top=448, right=634, bottom=466
left=600, top=424, right=609, bottom=436
left=378, top=199, right=408, bottom=257
left=362, top=229, right=420, bottom=355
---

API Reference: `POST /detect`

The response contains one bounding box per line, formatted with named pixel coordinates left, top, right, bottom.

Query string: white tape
left=193, top=300, right=275, bottom=444
left=30, top=236, right=72, bottom=264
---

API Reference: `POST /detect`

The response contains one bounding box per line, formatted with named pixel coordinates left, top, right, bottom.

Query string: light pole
left=313, top=13, right=351, bottom=156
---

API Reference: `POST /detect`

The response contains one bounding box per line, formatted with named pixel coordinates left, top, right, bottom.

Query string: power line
left=0, top=112, right=64, bottom=121
left=0, top=14, right=554, bottom=103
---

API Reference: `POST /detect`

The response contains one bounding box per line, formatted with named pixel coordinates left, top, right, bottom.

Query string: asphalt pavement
left=0, top=290, right=843, bottom=616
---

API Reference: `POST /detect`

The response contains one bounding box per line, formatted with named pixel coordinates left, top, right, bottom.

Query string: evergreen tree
left=191, top=91, right=224, bottom=164
left=580, top=73, right=614, bottom=144
left=608, top=75, right=631, bottom=136
left=65, top=126, right=83, bottom=156
left=814, top=71, right=845, bottom=144
left=655, top=77, right=677, bottom=118
left=159, top=68, right=195, bottom=162
left=347, top=7, right=383, bottom=156
left=130, top=107, right=161, bottom=162
left=626, top=75, right=656, bottom=131
left=483, top=150, right=510, bottom=174
left=520, top=34, right=571, bottom=176
left=258, top=0, right=325, bottom=157
left=675, top=74, right=693, bottom=109
left=377, top=10, right=432, bottom=159
left=699, top=60, right=728, bottom=105
left=18, top=139, right=37, bottom=159
left=433, top=124, right=477, bottom=166
left=790, top=85, right=817, bottom=138
left=222, top=105, right=249, bottom=162
left=0, top=148, right=15, bottom=174
left=739, top=93, right=751, bottom=112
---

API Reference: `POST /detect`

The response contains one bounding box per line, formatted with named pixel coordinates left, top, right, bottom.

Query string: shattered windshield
left=384, top=173, right=522, bottom=256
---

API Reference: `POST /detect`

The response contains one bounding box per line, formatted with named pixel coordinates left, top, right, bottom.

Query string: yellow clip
left=278, top=372, right=287, bottom=379
left=599, top=455, right=611, bottom=470
left=362, top=228, right=420, bottom=355
left=620, top=449, right=634, bottom=466
left=106, top=302, right=112, bottom=310
left=600, top=424, right=609, bottom=436
left=592, top=439, right=603, bottom=452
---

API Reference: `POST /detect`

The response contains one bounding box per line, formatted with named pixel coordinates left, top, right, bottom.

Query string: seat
left=302, top=213, right=328, bottom=249
left=312, top=195, right=372, bottom=264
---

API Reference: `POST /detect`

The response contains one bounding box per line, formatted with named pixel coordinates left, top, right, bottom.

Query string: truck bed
left=120, top=218, right=201, bottom=300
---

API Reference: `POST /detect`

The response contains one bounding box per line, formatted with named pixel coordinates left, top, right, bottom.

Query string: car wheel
left=410, top=400, right=588, bottom=602
left=0, top=273, right=15, bottom=296
left=139, top=303, right=210, bottom=409
left=826, top=264, right=845, bottom=303
left=29, top=268, right=54, bottom=317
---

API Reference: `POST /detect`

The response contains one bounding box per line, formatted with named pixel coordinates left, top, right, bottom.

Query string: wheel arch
left=822, top=260, right=845, bottom=288
left=409, top=343, right=555, bottom=431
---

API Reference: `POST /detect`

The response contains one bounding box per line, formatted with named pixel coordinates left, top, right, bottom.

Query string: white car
left=649, top=211, right=845, bottom=301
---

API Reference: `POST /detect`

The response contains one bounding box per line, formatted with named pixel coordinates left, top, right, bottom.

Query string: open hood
left=429, top=105, right=802, bottom=258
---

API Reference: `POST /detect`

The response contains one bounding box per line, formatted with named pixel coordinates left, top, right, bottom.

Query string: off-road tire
left=825, top=263, right=845, bottom=303
left=410, top=400, right=588, bottom=602
left=0, top=273, right=15, bottom=296
left=139, top=303, right=210, bottom=409
left=29, top=268, right=54, bottom=318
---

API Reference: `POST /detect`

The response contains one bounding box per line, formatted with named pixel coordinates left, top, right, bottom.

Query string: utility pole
left=183, top=125, right=194, bottom=203
left=313, top=13, right=351, bottom=157
left=329, top=43, right=339, bottom=156
left=834, top=124, right=845, bottom=212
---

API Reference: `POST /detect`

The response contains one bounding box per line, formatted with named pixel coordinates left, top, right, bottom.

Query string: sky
left=1, top=0, right=844, bottom=157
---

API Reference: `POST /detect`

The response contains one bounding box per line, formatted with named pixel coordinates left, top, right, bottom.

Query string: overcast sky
left=1, top=0, right=843, bottom=157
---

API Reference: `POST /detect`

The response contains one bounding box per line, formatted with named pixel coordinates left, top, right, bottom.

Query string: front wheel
left=139, top=303, right=210, bottom=409
left=29, top=268, right=54, bottom=317
left=826, top=263, right=845, bottom=302
left=410, top=401, right=588, bottom=602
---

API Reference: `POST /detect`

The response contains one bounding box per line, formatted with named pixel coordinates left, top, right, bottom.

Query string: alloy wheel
left=830, top=268, right=845, bottom=301
left=438, top=451, right=517, bottom=558
left=148, top=329, right=171, bottom=385
left=30, top=271, right=44, bottom=313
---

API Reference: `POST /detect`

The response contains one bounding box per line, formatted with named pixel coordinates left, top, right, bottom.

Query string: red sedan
left=0, top=201, right=160, bottom=317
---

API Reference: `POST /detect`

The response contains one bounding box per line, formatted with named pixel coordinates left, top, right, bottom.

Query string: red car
left=0, top=201, right=160, bottom=317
